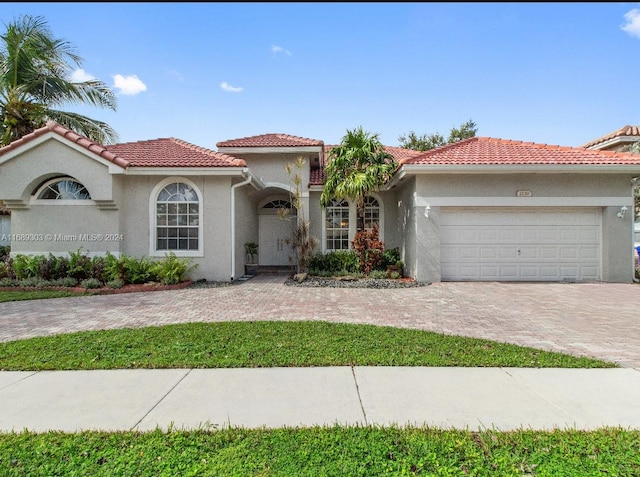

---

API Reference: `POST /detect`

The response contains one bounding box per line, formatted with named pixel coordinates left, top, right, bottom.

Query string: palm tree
left=0, top=15, right=118, bottom=146
left=320, top=127, right=397, bottom=231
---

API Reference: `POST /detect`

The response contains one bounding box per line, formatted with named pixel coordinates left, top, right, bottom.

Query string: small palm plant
left=244, top=242, right=258, bottom=264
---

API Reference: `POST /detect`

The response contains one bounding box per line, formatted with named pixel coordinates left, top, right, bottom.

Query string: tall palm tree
left=320, top=127, right=397, bottom=231
left=0, top=15, right=118, bottom=146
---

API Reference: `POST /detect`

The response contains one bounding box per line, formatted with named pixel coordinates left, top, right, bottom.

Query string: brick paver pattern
left=1, top=276, right=639, bottom=368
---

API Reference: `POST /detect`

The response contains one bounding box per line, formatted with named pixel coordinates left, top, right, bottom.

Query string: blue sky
left=3, top=2, right=640, bottom=150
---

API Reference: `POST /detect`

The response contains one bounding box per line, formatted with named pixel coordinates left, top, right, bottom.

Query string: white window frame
left=149, top=177, right=203, bottom=258
left=31, top=177, right=94, bottom=205
left=322, top=193, right=384, bottom=252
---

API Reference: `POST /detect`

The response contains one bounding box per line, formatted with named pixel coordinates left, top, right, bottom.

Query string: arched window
left=325, top=199, right=350, bottom=250
left=154, top=180, right=201, bottom=253
left=262, top=199, right=293, bottom=209
left=36, top=178, right=91, bottom=200
left=364, top=196, right=380, bottom=230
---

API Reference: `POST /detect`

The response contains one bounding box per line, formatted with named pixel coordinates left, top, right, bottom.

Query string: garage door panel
left=441, top=208, right=601, bottom=282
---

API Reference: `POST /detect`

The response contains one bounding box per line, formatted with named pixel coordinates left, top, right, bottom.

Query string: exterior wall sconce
left=617, top=206, right=628, bottom=218
left=424, top=205, right=431, bottom=218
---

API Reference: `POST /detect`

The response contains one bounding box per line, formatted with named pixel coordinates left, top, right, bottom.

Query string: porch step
left=245, top=265, right=291, bottom=276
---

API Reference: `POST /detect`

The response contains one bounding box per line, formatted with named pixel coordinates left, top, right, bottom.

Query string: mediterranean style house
left=0, top=121, right=639, bottom=283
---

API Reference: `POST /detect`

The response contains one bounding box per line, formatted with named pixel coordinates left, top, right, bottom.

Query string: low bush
left=308, top=250, right=360, bottom=274
left=106, top=278, right=124, bottom=289
left=80, top=278, right=103, bottom=289
left=0, top=245, right=10, bottom=261
left=0, top=250, right=195, bottom=288
left=151, top=252, right=197, bottom=285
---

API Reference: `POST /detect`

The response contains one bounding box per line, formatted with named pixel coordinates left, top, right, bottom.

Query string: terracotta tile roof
left=309, top=145, right=420, bottom=185
left=217, top=133, right=324, bottom=148
left=105, top=138, right=246, bottom=167
left=322, top=145, right=421, bottom=162
left=0, top=121, right=246, bottom=168
left=581, top=125, right=640, bottom=149
left=400, top=137, right=640, bottom=166
left=0, top=121, right=129, bottom=168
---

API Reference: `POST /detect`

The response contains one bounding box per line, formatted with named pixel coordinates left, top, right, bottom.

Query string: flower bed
left=284, top=276, right=430, bottom=288
left=0, top=281, right=193, bottom=295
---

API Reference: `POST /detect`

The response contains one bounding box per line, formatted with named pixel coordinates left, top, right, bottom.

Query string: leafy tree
left=399, top=119, right=478, bottom=151
left=321, top=126, right=396, bottom=231
left=0, top=14, right=118, bottom=146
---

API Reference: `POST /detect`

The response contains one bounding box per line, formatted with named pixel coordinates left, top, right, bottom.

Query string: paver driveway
left=1, top=276, right=639, bottom=368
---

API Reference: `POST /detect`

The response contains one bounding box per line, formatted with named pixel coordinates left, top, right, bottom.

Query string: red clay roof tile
left=106, top=138, right=246, bottom=167
left=217, top=133, right=324, bottom=148
left=0, top=121, right=246, bottom=168
left=400, top=137, right=640, bottom=166
left=0, top=121, right=129, bottom=168
left=581, top=125, right=640, bottom=149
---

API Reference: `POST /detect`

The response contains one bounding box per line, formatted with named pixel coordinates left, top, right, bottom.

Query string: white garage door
left=441, top=208, right=601, bottom=282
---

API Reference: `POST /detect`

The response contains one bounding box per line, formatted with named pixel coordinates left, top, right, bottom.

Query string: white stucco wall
left=409, top=173, right=637, bottom=283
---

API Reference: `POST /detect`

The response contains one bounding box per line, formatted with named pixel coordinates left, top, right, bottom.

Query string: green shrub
left=48, top=277, right=78, bottom=287
left=106, top=278, right=124, bottom=289
left=380, top=247, right=401, bottom=269
left=308, top=250, right=360, bottom=274
left=0, top=261, right=9, bottom=280
left=368, top=270, right=387, bottom=279
left=389, top=271, right=401, bottom=279
left=17, top=277, right=50, bottom=288
left=122, top=255, right=157, bottom=284
left=12, top=254, right=41, bottom=279
left=80, top=278, right=102, bottom=289
left=151, top=252, right=196, bottom=285
left=0, top=278, right=17, bottom=287
left=68, top=249, right=92, bottom=281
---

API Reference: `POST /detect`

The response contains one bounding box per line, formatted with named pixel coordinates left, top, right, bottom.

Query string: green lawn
left=0, top=290, right=88, bottom=302
left=0, top=304, right=626, bottom=475
left=2, top=426, right=638, bottom=476
left=0, top=321, right=615, bottom=370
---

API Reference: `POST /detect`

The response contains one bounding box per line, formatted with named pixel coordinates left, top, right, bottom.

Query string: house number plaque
left=516, top=190, right=532, bottom=197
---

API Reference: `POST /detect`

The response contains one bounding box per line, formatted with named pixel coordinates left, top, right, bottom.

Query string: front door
left=259, top=215, right=295, bottom=266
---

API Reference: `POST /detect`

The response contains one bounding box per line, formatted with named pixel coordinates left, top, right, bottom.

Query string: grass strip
left=1, top=426, right=638, bottom=476
left=0, top=321, right=615, bottom=370
left=0, top=290, right=86, bottom=302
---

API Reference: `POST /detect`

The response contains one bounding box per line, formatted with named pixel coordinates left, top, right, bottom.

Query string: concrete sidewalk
left=1, top=367, right=639, bottom=433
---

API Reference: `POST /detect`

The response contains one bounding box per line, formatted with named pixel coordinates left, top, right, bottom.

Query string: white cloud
left=70, top=68, right=95, bottom=82
left=272, top=45, right=292, bottom=56
left=622, top=9, right=640, bottom=38
left=220, top=81, right=243, bottom=93
left=113, top=74, right=147, bottom=95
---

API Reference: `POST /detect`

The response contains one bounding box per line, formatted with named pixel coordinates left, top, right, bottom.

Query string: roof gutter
left=230, top=169, right=264, bottom=281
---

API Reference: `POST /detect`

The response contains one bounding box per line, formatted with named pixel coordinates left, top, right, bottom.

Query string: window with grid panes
left=156, top=182, right=199, bottom=251
left=325, top=198, right=350, bottom=250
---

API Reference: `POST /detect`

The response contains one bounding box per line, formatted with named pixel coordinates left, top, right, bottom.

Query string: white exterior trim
left=126, top=167, right=248, bottom=176
left=0, top=133, right=127, bottom=174
left=148, top=177, right=204, bottom=258
left=413, top=196, right=633, bottom=207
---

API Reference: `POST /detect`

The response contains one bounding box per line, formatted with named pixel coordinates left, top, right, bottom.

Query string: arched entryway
left=258, top=198, right=297, bottom=266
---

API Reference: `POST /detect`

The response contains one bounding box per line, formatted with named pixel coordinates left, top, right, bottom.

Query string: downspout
left=632, top=177, right=639, bottom=283
left=230, top=174, right=253, bottom=281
